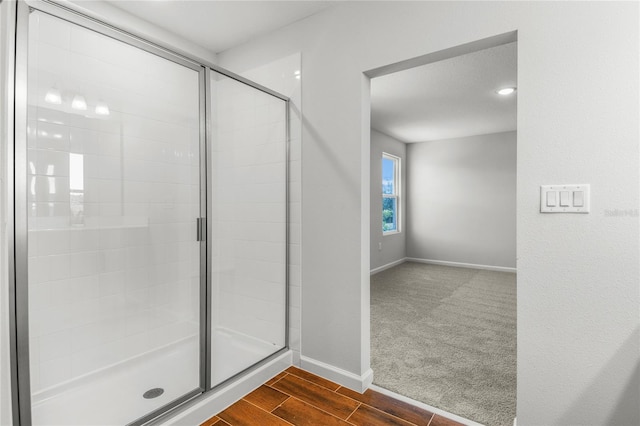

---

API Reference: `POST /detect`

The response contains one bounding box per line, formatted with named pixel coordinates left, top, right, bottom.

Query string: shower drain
left=143, top=388, right=164, bottom=399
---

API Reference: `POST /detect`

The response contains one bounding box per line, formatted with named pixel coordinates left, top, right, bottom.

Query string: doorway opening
left=366, top=34, right=517, bottom=426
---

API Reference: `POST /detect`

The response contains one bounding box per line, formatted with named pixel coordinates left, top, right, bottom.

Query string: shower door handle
left=196, top=217, right=206, bottom=241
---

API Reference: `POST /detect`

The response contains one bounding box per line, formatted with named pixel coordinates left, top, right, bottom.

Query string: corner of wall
left=300, top=356, right=373, bottom=393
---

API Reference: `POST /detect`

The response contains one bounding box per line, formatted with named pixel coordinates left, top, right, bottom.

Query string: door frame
left=361, top=29, right=518, bottom=417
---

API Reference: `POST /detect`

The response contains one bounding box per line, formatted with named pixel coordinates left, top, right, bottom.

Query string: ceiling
left=371, top=42, right=517, bottom=143
left=110, top=0, right=334, bottom=54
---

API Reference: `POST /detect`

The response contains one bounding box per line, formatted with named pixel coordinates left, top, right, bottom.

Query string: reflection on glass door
left=25, top=10, right=202, bottom=425
left=209, top=71, right=287, bottom=386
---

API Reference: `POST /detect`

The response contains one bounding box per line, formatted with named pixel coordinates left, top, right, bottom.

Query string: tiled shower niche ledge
left=29, top=216, right=149, bottom=231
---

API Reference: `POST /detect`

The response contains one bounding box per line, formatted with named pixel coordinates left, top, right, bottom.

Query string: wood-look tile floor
left=201, top=367, right=465, bottom=426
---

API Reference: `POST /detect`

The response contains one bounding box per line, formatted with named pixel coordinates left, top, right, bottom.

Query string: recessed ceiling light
left=497, top=87, right=516, bottom=96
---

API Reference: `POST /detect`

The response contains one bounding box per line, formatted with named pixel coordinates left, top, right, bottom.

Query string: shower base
left=211, top=327, right=282, bottom=388
left=32, top=336, right=199, bottom=426
left=31, top=329, right=278, bottom=425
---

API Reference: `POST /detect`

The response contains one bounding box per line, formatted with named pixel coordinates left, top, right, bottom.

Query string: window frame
left=382, top=152, right=401, bottom=235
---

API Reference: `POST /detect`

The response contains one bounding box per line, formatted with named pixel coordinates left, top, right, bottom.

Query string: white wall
left=370, top=130, right=406, bottom=271
left=218, top=2, right=640, bottom=424
left=0, top=1, right=16, bottom=423
left=406, top=131, right=516, bottom=269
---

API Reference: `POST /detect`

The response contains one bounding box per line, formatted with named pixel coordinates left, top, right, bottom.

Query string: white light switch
left=540, top=184, right=590, bottom=213
left=546, top=191, right=557, bottom=207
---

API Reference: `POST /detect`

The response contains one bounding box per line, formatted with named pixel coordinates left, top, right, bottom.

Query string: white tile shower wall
left=230, top=54, right=303, bottom=364
left=211, top=73, right=287, bottom=350
left=27, top=12, right=200, bottom=395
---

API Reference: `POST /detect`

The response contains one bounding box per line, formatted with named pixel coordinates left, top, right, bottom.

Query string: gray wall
left=216, top=2, right=640, bottom=425
left=370, top=130, right=406, bottom=271
left=407, top=132, right=516, bottom=269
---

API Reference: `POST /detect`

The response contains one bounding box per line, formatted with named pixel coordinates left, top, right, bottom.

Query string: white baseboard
left=370, top=257, right=407, bottom=275
left=163, top=350, right=292, bottom=425
left=406, top=257, right=516, bottom=273
left=369, top=384, right=485, bottom=426
left=300, top=356, right=373, bottom=393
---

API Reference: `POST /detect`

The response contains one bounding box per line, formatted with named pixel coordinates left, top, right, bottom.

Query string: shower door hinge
left=196, top=217, right=206, bottom=242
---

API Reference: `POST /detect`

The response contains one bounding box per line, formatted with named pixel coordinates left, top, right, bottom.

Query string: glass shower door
left=24, top=10, right=203, bottom=425
left=209, top=71, right=288, bottom=386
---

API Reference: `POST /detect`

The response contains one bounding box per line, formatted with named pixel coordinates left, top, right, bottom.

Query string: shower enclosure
left=9, top=1, right=288, bottom=425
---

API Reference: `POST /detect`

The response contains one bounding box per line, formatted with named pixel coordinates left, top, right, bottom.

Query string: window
left=382, top=153, right=400, bottom=234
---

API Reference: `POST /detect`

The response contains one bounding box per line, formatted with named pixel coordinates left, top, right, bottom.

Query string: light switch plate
left=540, top=184, right=590, bottom=213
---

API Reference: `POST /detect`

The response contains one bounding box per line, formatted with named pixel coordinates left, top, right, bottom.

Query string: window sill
left=383, top=231, right=401, bottom=236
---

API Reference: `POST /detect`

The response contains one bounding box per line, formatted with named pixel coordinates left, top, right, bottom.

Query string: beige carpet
left=371, top=261, right=516, bottom=426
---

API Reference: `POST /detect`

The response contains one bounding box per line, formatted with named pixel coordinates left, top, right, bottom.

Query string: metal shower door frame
left=8, top=0, right=290, bottom=425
